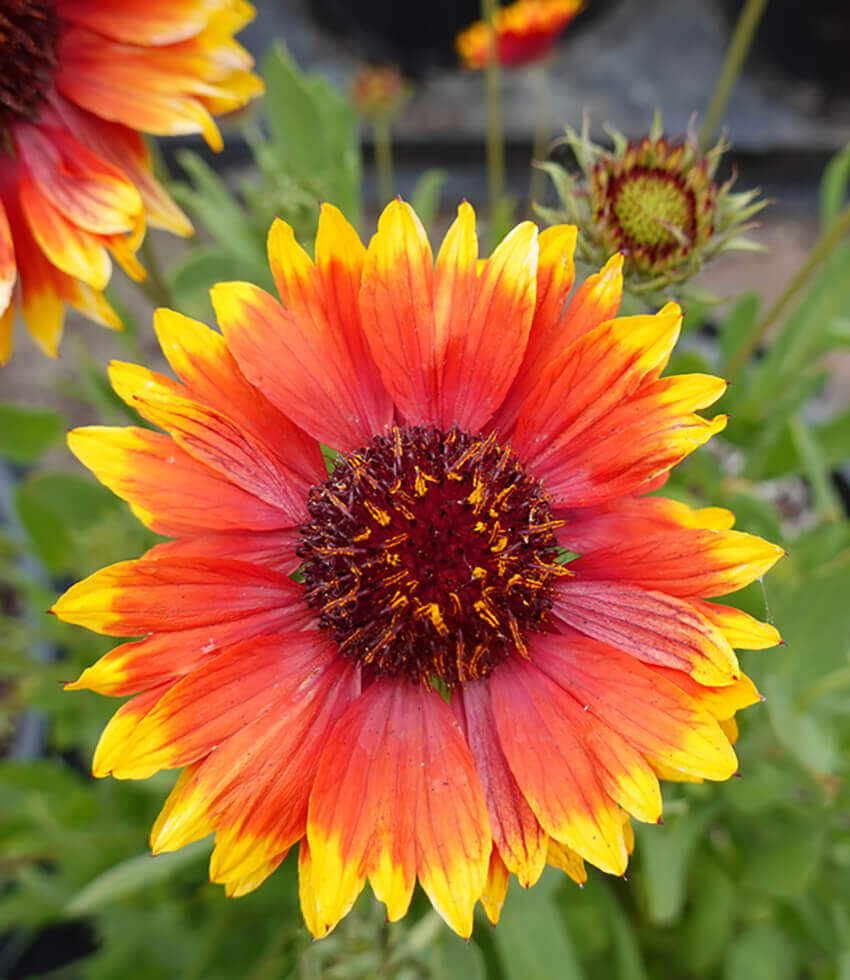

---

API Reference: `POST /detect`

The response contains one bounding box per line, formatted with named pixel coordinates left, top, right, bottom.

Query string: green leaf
left=820, top=143, right=850, bottom=229
left=65, top=840, right=211, bottom=916
left=0, top=402, right=65, bottom=464
left=683, top=862, right=736, bottom=974
left=724, top=924, right=796, bottom=980
left=740, top=827, right=824, bottom=899
left=635, top=806, right=716, bottom=926
left=15, top=472, right=122, bottom=573
left=492, top=870, right=586, bottom=979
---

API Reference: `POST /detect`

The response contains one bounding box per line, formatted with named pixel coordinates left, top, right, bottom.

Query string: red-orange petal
left=455, top=681, right=547, bottom=887
left=0, top=196, right=16, bottom=320
left=66, top=591, right=311, bottom=697
left=211, top=277, right=385, bottom=452
left=307, top=679, right=491, bottom=938
left=489, top=657, right=629, bottom=875
left=570, top=529, right=785, bottom=599
left=144, top=528, right=301, bottom=574
left=68, top=426, right=294, bottom=535
left=438, top=209, right=538, bottom=431
left=511, top=304, right=681, bottom=475
left=52, top=556, right=305, bottom=636
left=552, top=579, right=740, bottom=685
left=359, top=200, right=439, bottom=424
left=559, top=495, right=735, bottom=554
left=101, top=631, right=335, bottom=780
left=108, top=360, right=312, bottom=524
left=534, top=632, right=738, bottom=781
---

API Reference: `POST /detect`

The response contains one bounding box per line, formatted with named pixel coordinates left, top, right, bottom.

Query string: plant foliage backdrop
left=1, top=21, right=850, bottom=980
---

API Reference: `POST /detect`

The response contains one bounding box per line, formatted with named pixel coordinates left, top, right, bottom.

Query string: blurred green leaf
left=0, top=402, right=65, bottom=464
left=492, top=870, right=585, bottom=979
left=635, top=806, right=716, bottom=926
left=724, top=924, right=796, bottom=980
left=741, top=827, right=825, bottom=898
left=65, top=841, right=210, bottom=916
left=15, top=472, right=122, bottom=574
left=820, top=143, right=850, bottom=228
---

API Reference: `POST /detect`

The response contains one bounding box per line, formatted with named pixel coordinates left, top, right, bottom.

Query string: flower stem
left=527, top=64, right=550, bottom=211
left=135, top=234, right=174, bottom=309
left=373, top=116, right=395, bottom=206
left=724, top=200, right=850, bottom=380
left=699, top=0, right=769, bottom=151
left=481, top=0, right=507, bottom=240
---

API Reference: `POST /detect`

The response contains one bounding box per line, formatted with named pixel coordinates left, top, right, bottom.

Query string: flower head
left=456, top=0, right=582, bottom=70
left=0, top=0, right=263, bottom=363
left=54, top=200, right=783, bottom=938
left=349, top=65, right=411, bottom=122
left=540, top=116, right=766, bottom=298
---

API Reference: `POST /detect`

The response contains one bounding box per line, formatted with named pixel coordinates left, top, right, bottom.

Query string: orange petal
left=101, top=631, right=335, bottom=780
left=489, top=658, right=629, bottom=875
left=15, top=122, right=143, bottom=236
left=558, top=495, right=735, bottom=554
left=570, top=528, right=785, bottom=599
left=359, top=200, right=439, bottom=424
left=512, top=303, right=682, bottom=475
left=479, top=849, right=510, bottom=925
left=654, top=669, right=762, bottom=721
left=91, top=684, right=169, bottom=778
left=108, top=361, right=311, bottom=524
left=206, top=650, right=359, bottom=894
left=52, top=556, right=305, bottom=636
left=67, top=591, right=311, bottom=697
left=456, top=681, right=547, bottom=887
left=439, top=215, right=538, bottom=432
left=60, top=0, right=221, bottom=45
left=690, top=599, right=782, bottom=650
left=493, top=223, right=578, bottom=434
left=152, top=308, right=325, bottom=488
left=547, top=837, right=587, bottom=885
left=68, top=426, right=294, bottom=535
left=144, top=527, right=301, bottom=574
left=0, top=196, right=16, bottom=318
left=212, top=278, right=384, bottom=452
left=18, top=174, right=111, bottom=289
left=534, top=632, right=738, bottom=781
left=553, top=579, right=740, bottom=685
left=307, top=680, right=490, bottom=938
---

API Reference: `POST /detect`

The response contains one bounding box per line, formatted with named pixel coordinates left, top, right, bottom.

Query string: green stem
left=724, top=200, right=850, bottom=379
left=482, top=0, right=506, bottom=238
left=136, top=234, right=174, bottom=309
left=373, top=116, right=394, bottom=206
left=699, top=0, right=770, bottom=150
left=527, top=64, right=550, bottom=210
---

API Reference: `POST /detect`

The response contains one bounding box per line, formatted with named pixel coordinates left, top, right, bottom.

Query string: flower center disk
left=608, top=167, right=697, bottom=258
left=0, top=0, right=60, bottom=129
left=299, top=425, right=566, bottom=687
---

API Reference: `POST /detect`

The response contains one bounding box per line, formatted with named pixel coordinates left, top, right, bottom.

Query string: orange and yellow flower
left=0, top=0, right=262, bottom=363
left=54, top=200, right=783, bottom=938
left=456, top=0, right=583, bottom=70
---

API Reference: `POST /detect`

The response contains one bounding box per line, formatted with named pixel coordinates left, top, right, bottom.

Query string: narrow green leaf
left=65, top=841, right=210, bottom=916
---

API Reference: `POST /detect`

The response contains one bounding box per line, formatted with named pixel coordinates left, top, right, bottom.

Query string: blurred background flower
left=0, top=0, right=262, bottom=363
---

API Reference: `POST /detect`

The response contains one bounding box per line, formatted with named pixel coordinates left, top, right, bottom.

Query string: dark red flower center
left=298, top=425, right=566, bottom=688
left=0, top=0, right=60, bottom=130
